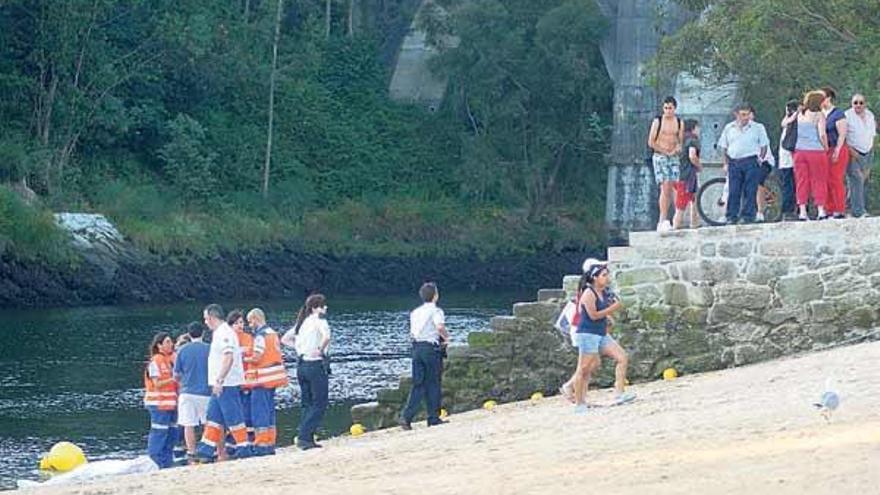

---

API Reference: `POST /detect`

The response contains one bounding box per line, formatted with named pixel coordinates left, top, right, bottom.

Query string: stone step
left=512, top=302, right=560, bottom=322
left=537, top=288, right=565, bottom=301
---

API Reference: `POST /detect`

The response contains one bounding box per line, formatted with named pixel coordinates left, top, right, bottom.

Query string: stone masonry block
left=856, top=254, right=880, bottom=275
left=512, top=302, right=560, bottom=323
left=537, top=288, right=566, bottom=302
left=616, top=267, right=669, bottom=287
left=715, top=283, right=772, bottom=309
left=679, top=259, right=739, bottom=285
left=467, top=331, right=498, bottom=348
left=718, top=240, right=754, bottom=258
left=745, top=257, right=790, bottom=285
left=759, top=239, right=817, bottom=257
left=663, top=282, right=689, bottom=306
left=776, top=273, right=824, bottom=305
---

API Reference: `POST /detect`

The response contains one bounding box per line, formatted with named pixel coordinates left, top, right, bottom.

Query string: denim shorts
left=652, top=154, right=680, bottom=184
left=599, top=334, right=617, bottom=350
left=574, top=333, right=603, bottom=355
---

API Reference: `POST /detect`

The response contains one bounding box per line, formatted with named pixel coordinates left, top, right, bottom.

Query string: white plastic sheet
left=17, top=456, right=158, bottom=489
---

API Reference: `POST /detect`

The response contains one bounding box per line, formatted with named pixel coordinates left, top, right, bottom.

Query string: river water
left=0, top=291, right=525, bottom=489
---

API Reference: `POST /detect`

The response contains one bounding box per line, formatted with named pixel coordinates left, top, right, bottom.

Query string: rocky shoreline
left=0, top=245, right=588, bottom=308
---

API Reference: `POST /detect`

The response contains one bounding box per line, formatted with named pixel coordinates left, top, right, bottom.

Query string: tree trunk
left=263, top=0, right=284, bottom=199
left=325, top=0, right=332, bottom=38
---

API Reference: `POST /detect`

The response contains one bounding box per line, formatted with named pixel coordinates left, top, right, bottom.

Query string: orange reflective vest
left=237, top=329, right=256, bottom=390
left=143, top=352, right=177, bottom=410
left=249, top=328, right=289, bottom=389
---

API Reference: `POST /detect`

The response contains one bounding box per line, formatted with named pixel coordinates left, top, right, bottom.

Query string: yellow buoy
left=530, top=392, right=544, bottom=402
left=45, top=442, right=87, bottom=472
left=350, top=423, right=365, bottom=437
left=662, top=368, right=678, bottom=381
left=439, top=408, right=449, bottom=419
left=483, top=400, right=497, bottom=411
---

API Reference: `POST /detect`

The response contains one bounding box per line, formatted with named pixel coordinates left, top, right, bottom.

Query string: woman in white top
left=282, top=293, right=331, bottom=450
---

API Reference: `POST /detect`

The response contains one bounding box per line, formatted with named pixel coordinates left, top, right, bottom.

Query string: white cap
left=581, top=257, right=608, bottom=274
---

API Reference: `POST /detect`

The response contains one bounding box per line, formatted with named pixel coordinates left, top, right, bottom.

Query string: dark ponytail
left=294, top=293, right=327, bottom=334
left=148, top=332, right=171, bottom=359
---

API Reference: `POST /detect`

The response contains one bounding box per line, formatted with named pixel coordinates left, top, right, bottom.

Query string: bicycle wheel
left=761, top=173, right=784, bottom=222
left=697, top=177, right=729, bottom=226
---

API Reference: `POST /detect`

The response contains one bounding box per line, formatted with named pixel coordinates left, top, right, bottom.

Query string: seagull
left=813, top=380, right=840, bottom=422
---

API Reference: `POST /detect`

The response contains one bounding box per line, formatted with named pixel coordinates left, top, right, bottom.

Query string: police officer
left=399, top=282, right=449, bottom=430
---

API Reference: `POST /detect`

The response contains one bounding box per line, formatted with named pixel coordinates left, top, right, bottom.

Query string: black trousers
left=401, top=342, right=443, bottom=424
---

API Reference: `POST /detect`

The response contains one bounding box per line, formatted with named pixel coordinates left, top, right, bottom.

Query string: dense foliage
left=0, top=0, right=613, bottom=260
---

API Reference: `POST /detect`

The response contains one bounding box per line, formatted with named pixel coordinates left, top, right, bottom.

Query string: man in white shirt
left=399, top=282, right=449, bottom=430
left=718, top=103, right=770, bottom=224
left=846, top=93, right=877, bottom=218
left=195, top=304, right=251, bottom=461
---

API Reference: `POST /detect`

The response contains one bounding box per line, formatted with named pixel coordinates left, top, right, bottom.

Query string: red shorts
left=674, top=181, right=694, bottom=210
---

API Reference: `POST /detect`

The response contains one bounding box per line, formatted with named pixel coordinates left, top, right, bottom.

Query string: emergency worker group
left=143, top=283, right=447, bottom=467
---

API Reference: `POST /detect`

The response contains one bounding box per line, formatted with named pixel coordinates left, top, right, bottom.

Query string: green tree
left=662, top=0, right=880, bottom=120
left=422, top=0, right=612, bottom=217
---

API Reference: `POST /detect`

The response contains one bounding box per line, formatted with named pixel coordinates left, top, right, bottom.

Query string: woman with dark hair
left=144, top=332, right=178, bottom=468
left=571, top=263, right=623, bottom=414
left=227, top=309, right=254, bottom=456
left=282, top=294, right=331, bottom=450
left=779, top=100, right=801, bottom=219
left=821, top=86, right=849, bottom=219
left=794, top=90, right=830, bottom=220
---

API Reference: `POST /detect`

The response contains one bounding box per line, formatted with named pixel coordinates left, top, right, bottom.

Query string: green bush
left=0, top=187, right=73, bottom=264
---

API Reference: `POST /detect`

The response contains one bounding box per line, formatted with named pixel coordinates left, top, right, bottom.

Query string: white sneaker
left=656, top=220, right=672, bottom=233
left=755, top=212, right=765, bottom=222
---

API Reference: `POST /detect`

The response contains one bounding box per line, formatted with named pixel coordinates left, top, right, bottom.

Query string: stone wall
left=596, top=218, right=880, bottom=375
left=352, top=218, right=880, bottom=429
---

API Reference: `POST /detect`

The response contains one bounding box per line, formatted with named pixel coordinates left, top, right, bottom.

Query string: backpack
left=781, top=119, right=797, bottom=152
left=645, top=115, right=682, bottom=166
left=554, top=289, right=583, bottom=344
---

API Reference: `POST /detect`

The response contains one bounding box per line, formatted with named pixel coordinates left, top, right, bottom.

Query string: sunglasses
left=853, top=101, right=865, bottom=105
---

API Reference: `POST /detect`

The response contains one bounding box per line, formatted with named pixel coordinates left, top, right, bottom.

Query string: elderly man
left=717, top=103, right=770, bottom=224
left=846, top=93, right=877, bottom=218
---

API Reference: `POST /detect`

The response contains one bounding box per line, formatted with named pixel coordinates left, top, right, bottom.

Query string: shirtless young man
left=647, top=96, right=684, bottom=232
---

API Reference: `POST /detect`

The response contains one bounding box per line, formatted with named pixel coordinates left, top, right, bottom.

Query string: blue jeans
left=726, top=156, right=762, bottom=222
left=401, top=342, right=443, bottom=425
left=147, top=408, right=177, bottom=469
left=297, top=360, right=328, bottom=445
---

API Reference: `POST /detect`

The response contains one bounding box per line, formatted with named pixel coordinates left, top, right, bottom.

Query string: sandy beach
left=27, top=340, right=880, bottom=495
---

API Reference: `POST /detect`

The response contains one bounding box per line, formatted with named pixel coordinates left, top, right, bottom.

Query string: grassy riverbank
left=0, top=182, right=605, bottom=264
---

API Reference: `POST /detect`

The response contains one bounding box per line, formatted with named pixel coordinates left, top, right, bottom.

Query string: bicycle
left=696, top=167, right=784, bottom=226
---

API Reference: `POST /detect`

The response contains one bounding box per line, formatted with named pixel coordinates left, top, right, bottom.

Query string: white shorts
left=177, top=393, right=210, bottom=426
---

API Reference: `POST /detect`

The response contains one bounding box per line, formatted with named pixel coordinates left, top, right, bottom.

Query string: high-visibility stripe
left=150, top=423, right=170, bottom=430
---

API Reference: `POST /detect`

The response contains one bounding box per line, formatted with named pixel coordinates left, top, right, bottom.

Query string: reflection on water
left=0, top=291, right=524, bottom=489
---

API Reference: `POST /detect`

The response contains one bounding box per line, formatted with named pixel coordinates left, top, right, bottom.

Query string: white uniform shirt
left=718, top=120, right=770, bottom=159
left=207, top=322, right=245, bottom=386
left=845, top=108, right=877, bottom=154
left=293, top=314, right=331, bottom=361
left=410, top=302, right=445, bottom=344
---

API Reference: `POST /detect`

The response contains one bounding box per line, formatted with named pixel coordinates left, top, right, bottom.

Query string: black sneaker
left=398, top=418, right=412, bottom=431
left=297, top=441, right=321, bottom=451
left=427, top=419, right=449, bottom=427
